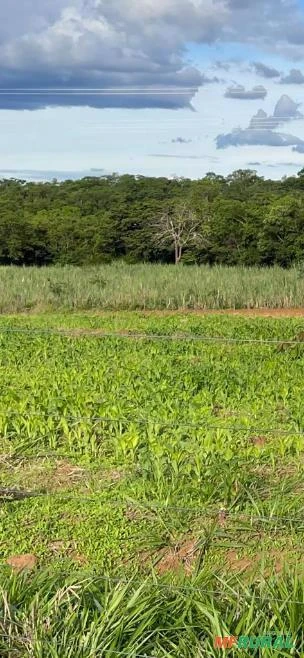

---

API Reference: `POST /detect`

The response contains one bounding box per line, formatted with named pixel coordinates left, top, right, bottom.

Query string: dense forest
left=1, top=168, right=304, bottom=266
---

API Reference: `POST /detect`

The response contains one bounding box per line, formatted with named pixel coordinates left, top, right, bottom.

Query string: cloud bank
left=216, top=94, right=304, bottom=150
left=0, top=0, right=304, bottom=110
left=217, top=129, right=304, bottom=149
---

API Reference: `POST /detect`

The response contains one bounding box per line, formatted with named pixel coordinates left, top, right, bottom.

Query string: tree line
left=1, top=168, right=304, bottom=266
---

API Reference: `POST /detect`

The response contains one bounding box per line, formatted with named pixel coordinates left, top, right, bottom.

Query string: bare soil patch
left=225, top=547, right=304, bottom=576
left=136, top=308, right=304, bottom=318
left=51, top=461, right=85, bottom=488
left=6, top=553, right=37, bottom=572
left=155, top=538, right=198, bottom=576
left=225, top=550, right=257, bottom=573
left=250, top=436, right=268, bottom=448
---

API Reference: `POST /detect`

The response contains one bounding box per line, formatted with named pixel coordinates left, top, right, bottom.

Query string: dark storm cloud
left=0, top=64, right=208, bottom=110
left=252, top=62, right=281, bottom=78
left=1, top=0, right=304, bottom=110
left=0, top=81, right=204, bottom=111
left=223, top=0, right=304, bottom=50
left=0, top=0, right=216, bottom=110
left=225, top=85, right=267, bottom=99
left=0, top=0, right=66, bottom=40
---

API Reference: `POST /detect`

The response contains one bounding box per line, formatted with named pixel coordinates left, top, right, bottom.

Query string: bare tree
left=152, top=201, right=205, bottom=264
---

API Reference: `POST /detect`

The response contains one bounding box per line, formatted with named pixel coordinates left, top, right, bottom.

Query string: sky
left=1, top=0, right=304, bottom=180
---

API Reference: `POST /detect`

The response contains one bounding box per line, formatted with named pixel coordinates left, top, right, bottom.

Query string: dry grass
left=0, top=262, right=304, bottom=312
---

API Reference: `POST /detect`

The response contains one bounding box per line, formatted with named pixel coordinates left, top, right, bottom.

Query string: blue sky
left=1, top=0, right=304, bottom=181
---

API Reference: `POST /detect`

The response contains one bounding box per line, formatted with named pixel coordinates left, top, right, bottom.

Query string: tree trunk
left=175, top=244, right=182, bottom=264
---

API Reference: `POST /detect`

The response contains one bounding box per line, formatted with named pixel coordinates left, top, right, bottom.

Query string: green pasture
left=1, top=312, right=304, bottom=656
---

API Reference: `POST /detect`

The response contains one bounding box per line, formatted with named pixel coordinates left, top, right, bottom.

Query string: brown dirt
left=125, top=506, right=142, bottom=521
left=225, top=547, right=304, bottom=576
left=130, top=308, right=304, bottom=318
left=72, top=308, right=304, bottom=318
left=52, top=461, right=85, bottom=482
left=104, top=469, right=126, bottom=483
left=264, top=549, right=304, bottom=576
left=124, top=505, right=154, bottom=522
left=1, top=460, right=126, bottom=493
left=47, top=462, right=125, bottom=491
left=38, top=460, right=87, bottom=492
left=270, top=550, right=285, bottom=574
left=225, top=550, right=257, bottom=573
left=70, top=551, right=88, bottom=566
left=6, top=553, right=37, bottom=572
left=218, top=509, right=228, bottom=527
left=156, top=538, right=198, bottom=575
left=251, top=460, right=298, bottom=480
left=250, top=436, right=268, bottom=448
